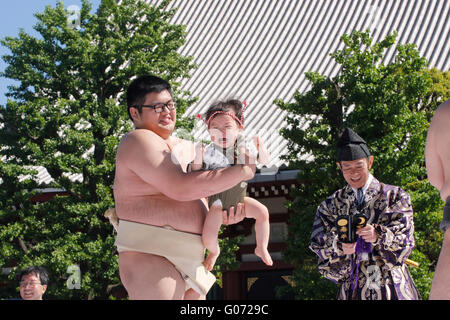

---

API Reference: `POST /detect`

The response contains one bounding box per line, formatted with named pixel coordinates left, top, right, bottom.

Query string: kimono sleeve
left=373, top=188, right=415, bottom=267
left=310, top=200, right=352, bottom=284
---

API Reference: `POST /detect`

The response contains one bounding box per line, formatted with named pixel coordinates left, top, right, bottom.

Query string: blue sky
left=0, top=0, right=102, bottom=107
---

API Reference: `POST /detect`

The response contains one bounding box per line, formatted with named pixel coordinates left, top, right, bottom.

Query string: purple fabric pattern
left=309, top=177, right=420, bottom=300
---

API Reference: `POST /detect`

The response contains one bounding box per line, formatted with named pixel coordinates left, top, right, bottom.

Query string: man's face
left=129, top=90, right=176, bottom=138
left=19, top=273, right=47, bottom=300
left=338, top=156, right=374, bottom=189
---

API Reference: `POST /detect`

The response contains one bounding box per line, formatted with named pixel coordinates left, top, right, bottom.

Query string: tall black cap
left=337, top=128, right=370, bottom=161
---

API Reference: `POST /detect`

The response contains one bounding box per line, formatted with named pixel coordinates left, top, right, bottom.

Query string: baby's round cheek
left=209, top=129, right=221, bottom=138
left=227, top=131, right=239, bottom=140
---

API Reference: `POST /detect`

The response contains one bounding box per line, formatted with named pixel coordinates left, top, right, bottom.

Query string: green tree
left=276, top=30, right=448, bottom=299
left=0, top=0, right=200, bottom=299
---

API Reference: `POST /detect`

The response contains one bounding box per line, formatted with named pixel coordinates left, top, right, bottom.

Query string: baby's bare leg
left=244, top=197, right=273, bottom=266
left=202, top=202, right=223, bottom=271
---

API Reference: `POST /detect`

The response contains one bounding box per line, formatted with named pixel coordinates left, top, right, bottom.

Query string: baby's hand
left=252, top=135, right=270, bottom=166
left=237, top=144, right=257, bottom=167
left=252, top=136, right=261, bottom=150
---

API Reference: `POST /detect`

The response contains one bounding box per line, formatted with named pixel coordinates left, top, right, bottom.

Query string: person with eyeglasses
left=18, top=266, right=49, bottom=300
left=110, top=75, right=256, bottom=300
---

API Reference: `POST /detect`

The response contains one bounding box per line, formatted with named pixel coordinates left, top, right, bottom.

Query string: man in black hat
left=310, top=128, right=419, bottom=300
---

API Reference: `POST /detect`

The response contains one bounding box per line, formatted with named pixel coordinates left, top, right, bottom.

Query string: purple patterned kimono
left=310, top=176, right=420, bottom=300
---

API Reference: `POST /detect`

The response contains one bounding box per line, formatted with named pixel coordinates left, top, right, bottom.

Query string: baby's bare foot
left=203, top=251, right=219, bottom=271
left=255, top=246, right=273, bottom=266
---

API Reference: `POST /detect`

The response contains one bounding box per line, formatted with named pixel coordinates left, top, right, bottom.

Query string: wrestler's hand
left=241, top=163, right=256, bottom=181
left=342, top=242, right=357, bottom=255
left=222, top=202, right=246, bottom=225
left=356, top=224, right=378, bottom=243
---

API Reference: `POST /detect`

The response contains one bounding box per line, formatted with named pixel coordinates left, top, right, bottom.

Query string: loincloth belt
left=440, top=196, right=450, bottom=232
left=114, top=219, right=216, bottom=296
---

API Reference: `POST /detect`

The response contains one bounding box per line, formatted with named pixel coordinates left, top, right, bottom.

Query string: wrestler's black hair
left=204, top=99, right=244, bottom=128
left=126, top=75, right=173, bottom=121
left=18, top=266, right=49, bottom=286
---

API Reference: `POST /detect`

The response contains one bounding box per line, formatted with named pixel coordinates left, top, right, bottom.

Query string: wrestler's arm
left=121, top=130, right=254, bottom=201
left=430, top=228, right=450, bottom=299
left=429, top=100, right=450, bottom=299
left=434, top=101, right=450, bottom=201
left=425, top=113, right=444, bottom=191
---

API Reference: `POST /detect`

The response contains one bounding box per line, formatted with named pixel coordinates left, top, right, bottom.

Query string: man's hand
left=356, top=224, right=378, bottom=243
left=222, top=202, right=246, bottom=225
left=342, top=242, right=357, bottom=255
left=241, top=162, right=256, bottom=180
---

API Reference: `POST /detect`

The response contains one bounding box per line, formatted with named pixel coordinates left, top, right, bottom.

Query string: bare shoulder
left=119, top=129, right=167, bottom=151
left=116, top=130, right=170, bottom=167
left=432, top=100, right=450, bottom=122
left=436, top=99, right=450, bottom=112
left=428, top=100, right=450, bottom=139
left=123, top=129, right=164, bottom=143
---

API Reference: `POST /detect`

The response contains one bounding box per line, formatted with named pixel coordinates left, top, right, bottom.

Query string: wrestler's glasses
left=139, top=101, right=177, bottom=113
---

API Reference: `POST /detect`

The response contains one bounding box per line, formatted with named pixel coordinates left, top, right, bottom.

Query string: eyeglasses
left=137, top=101, right=177, bottom=113
left=19, top=281, right=42, bottom=288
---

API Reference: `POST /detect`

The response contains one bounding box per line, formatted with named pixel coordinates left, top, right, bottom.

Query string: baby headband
left=197, top=101, right=247, bottom=128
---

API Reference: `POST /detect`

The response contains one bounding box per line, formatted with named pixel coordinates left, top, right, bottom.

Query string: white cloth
left=351, top=173, right=374, bottom=198
left=202, top=138, right=259, bottom=170
left=115, top=220, right=216, bottom=295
